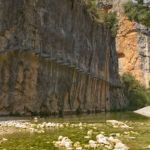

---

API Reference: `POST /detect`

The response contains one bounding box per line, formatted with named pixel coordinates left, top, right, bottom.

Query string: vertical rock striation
left=0, top=0, right=126, bottom=115
left=136, top=25, right=150, bottom=88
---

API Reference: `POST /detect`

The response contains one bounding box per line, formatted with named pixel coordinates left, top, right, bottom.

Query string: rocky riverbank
left=0, top=113, right=150, bottom=150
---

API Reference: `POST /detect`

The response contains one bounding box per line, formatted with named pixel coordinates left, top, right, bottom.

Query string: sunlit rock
left=96, top=134, right=109, bottom=145
left=106, top=120, right=131, bottom=129
left=53, top=136, right=73, bottom=149
left=84, top=136, right=91, bottom=139
left=33, top=117, right=38, bottom=123
left=108, top=136, right=121, bottom=144
left=87, top=130, right=93, bottom=136
left=89, top=140, right=97, bottom=148
left=114, top=142, right=129, bottom=150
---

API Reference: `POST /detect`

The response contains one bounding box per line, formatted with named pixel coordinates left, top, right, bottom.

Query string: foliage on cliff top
left=121, top=73, right=150, bottom=110
left=83, top=0, right=118, bottom=36
left=124, top=1, right=150, bottom=28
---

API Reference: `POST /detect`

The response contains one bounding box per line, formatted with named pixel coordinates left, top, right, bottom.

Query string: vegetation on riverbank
left=124, top=0, right=150, bottom=27
left=121, top=73, right=150, bottom=110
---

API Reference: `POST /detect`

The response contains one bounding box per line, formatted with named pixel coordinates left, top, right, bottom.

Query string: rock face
left=115, top=1, right=150, bottom=88
left=116, top=16, right=143, bottom=81
left=0, top=0, right=126, bottom=115
left=117, top=17, right=150, bottom=88
left=136, top=25, right=150, bottom=88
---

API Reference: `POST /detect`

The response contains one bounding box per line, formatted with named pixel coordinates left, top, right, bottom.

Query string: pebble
left=106, top=120, right=132, bottom=129
left=114, top=142, right=129, bottom=150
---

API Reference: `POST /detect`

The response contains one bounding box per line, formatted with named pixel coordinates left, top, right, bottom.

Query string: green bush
left=84, top=0, right=118, bottom=36
left=121, top=73, right=150, bottom=110
left=124, top=1, right=150, bottom=28
left=105, top=12, right=118, bottom=36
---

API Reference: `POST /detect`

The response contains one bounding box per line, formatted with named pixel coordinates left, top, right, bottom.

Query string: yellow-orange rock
left=116, top=15, right=150, bottom=88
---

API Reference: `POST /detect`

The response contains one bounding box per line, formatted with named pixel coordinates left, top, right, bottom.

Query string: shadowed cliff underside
left=0, top=0, right=126, bottom=115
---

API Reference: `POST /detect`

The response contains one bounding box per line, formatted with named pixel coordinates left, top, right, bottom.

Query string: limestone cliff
left=114, top=0, right=150, bottom=88
left=0, top=0, right=126, bottom=115
left=116, top=16, right=143, bottom=81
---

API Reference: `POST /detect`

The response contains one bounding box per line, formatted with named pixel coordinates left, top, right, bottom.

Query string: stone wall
left=0, top=0, right=126, bottom=115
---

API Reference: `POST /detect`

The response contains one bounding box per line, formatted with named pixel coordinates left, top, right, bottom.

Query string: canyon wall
left=113, top=0, right=150, bottom=88
left=0, top=0, right=126, bottom=115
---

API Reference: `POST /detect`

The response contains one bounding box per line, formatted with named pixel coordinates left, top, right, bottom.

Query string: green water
left=0, top=112, right=150, bottom=150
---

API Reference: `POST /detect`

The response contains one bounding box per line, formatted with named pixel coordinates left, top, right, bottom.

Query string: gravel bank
left=134, top=106, right=150, bottom=117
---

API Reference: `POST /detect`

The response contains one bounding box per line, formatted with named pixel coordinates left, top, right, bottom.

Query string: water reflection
left=0, top=112, right=149, bottom=122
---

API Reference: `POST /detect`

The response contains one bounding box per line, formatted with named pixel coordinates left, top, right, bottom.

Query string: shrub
left=124, top=1, right=150, bottom=28
left=121, top=73, right=150, bottom=110
left=105, top=12, right=118, bottom=36
left=84, top=0, right=118, bottom=36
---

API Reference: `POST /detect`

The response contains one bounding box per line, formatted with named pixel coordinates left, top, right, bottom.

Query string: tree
left=136, top=0, right=144, bottom=4
left=124, top=1, right=150, bottom=28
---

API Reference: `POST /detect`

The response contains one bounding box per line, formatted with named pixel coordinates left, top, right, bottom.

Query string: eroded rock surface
left=116, top=15, right=142, bottom=81
left=0, top=0, right=126, bottom=115
left=115, top=0, right=150, bottom=88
